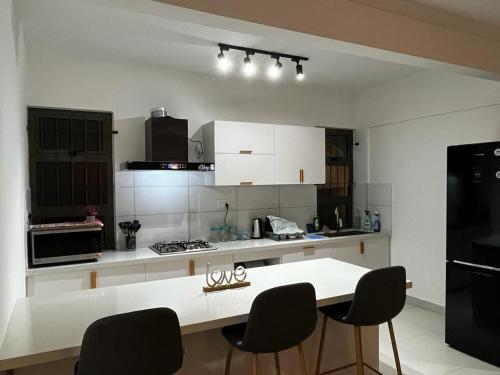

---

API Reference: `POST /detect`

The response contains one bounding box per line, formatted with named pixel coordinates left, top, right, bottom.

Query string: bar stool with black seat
left=221, top=282, right=317, bottom=375
left=315, top=266, right=406, bottom=375
left=75, top=307, right=183, bottom=375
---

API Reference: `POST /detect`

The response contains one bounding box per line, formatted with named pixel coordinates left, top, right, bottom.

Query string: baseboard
left=406, top=295, right=445, bottom=314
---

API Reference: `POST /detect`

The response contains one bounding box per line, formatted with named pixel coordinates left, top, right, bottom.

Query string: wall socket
left=217, top=199, right=230, bottom=209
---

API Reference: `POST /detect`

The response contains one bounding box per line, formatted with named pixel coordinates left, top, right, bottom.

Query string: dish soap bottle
left=313, top=214, right=320, bottom=232
left=363, top=210, right=372, bottom=231
left=372, top=211, right=381, bottom=232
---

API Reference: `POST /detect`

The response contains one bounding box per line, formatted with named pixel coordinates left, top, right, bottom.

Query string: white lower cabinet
left=95, top=264, right=146, bottom=288
left=193, top=254, right=234, bottom=275
left=281, top=244, right=333, bottom=264
left=145, top=260, right=190, bottom=281
left=332, top=237, right=390, bottom=270
left=31, top=270, right=92, bottom=297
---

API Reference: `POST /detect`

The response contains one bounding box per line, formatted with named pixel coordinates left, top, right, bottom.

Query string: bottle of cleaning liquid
left=313, top=214, right=320, bottom=232
left=363, top=210, right=372, bottom=231
left=372, top=211, right=381, bottom=232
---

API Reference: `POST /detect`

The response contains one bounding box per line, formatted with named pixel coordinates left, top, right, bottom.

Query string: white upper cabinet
left=213, top=121, right=275, bottom=155
left=274, top=125, right=325, bottom=185
left=201, top=121, right=324, bottom=186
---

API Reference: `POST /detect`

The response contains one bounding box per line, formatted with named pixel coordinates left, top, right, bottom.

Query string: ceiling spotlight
left=217, top=47, right=232, bottom=73
left=267, top=57, right=283, bottom=80
left=296, top=63, right=304, bottom=81
left=242, top=52, right=257, bottom=77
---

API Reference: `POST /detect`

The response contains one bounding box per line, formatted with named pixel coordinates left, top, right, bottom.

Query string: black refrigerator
left=446, top=141, right=500, bottom=366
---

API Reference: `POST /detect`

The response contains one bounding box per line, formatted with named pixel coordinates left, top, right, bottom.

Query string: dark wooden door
left=28, top=107, right=115, bottom=249
left=317, top=129, right=353, bottom=229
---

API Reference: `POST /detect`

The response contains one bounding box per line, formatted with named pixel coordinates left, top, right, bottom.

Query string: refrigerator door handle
left=453, top=260, right=500, bottom=273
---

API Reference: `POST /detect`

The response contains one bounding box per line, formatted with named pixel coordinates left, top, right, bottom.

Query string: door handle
left=360, top=241, right=365, bottom=254
left=239, top=150, right=252, bottom=154
left=240, top=181, right=254, bottom=185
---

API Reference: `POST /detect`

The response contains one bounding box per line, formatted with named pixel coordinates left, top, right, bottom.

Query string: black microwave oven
left=29, top=221, right=103, bottom=266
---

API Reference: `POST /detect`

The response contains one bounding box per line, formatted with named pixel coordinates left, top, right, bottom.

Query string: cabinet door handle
left=302, top=169, right=305, bottom=183
left=303, top=245, right=315, bottom=250
left=90, top=271, right=97, bottom=289
left=239, top=150, right=252, bottom=154
left=360, top=241, right=365, bottom=254
left=189, top=259, right=195, bottom=276
left=240, top=181, right=254, bottom=185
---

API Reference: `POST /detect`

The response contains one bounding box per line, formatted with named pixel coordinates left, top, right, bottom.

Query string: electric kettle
left=251, top=218, right=264, bottom=239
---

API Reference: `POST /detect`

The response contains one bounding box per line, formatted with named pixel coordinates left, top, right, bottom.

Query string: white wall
left=26, top=49, right=356, bottom=169
left=357, top=71, right=500, bottom=306
left=0, top=0, right=28, bottom=343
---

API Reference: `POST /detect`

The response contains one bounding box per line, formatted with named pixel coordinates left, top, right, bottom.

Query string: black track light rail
left=218, top=43, right=309, bottom=63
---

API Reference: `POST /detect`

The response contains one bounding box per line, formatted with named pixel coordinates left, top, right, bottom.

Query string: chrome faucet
left=334, top=207, right=342, bottom=232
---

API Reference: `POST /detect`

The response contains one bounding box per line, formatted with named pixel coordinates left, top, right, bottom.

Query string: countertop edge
left=25, top=231, right=391, bottom=276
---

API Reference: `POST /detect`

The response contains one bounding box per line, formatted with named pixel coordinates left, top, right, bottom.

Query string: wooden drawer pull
left=239, top=150, right=252, bottom=154
left=303, top=245, right=315, bottom=250
left=360, top=241, right=365, bottom=255
left=189, top=259, right=195, bottom=276
left=90, top=271, right=97, bottom=289
left=240, top=181, right=254, bottom=185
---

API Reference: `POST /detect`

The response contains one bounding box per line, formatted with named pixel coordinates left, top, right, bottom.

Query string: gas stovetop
left=149, top=240, right=217, bottom=255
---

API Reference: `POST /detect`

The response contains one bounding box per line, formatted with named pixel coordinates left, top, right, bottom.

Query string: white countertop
left=1, top=258, right=409, bottom=371
left=26, top=231, right=390, bottom=276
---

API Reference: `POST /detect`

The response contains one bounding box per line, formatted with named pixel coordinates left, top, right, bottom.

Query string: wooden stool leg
left=224, top=344, right=233, bottom=375
left=252, top=353, right=258, bottom=375
left=354, top=326, right=364, bottom=375
left=298, top=343, right=307, bottom=375
left=315, top=314, right=328, bottom=375
left=388, top=320, right=402, bottom=375
left=274, top=352, right=281, bottom=375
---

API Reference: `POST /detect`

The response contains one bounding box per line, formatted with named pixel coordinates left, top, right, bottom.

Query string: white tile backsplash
left=134, top=187, right=189, bottom=215
left=114, top=171, right=323, bottom=247
left=189, top=186, right=237, bottom=212
left=115, top=172, right=134, bottom=188
left=237, top=186, right=279, bottom=210
left=353, top=183, right=368, bottom=206
left=189, top=211, right=236, bottom=240
left=279, top=185, right=317, bottom=208
left=115, top=187, right=134, bottom=217
left=134, top=171, right=189, bottom=187
left=368, top=183, right=392, bottom=206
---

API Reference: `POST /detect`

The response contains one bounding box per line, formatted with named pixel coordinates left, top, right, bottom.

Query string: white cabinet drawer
left=281, top=245, right=332, bottom=264
left=33, top=271, right=91, bottom=296
left=145, top=260, right=190, bottom=281
left=214, top=154, right=274, bottom=185
left=95, top=264, right=146, bottom=288
left=214, top=121, right=275, bottom=154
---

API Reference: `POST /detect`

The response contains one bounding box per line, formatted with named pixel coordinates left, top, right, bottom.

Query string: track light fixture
left=216, top=43, right=308, bottom=82
left=217, top=45, right=232, bottom=73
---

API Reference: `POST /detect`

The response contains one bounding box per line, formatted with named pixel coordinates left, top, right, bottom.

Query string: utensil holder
left=125, top=235, right=136, bottom=250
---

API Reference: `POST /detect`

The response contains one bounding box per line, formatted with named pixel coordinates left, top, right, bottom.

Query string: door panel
left=214, top=154, right=275, bottom=185
left=214, top=121, right=275, bottom=154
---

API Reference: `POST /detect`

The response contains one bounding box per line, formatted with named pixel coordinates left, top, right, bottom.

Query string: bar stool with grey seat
left=75, top=308, right=183, bottom=375
left=221, top=282, right=317, bottom=375
left=315, top=266, right=406, bottom=375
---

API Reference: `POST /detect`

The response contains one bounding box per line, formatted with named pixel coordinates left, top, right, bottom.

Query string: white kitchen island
left=0, top=258, right=411, bottom=374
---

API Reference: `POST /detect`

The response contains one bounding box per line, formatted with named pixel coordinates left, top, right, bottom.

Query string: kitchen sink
left=320, top=230, right=369, bottom=237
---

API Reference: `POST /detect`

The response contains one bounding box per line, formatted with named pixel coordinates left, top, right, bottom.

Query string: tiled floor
left=379, top=304, right=500, bottom=374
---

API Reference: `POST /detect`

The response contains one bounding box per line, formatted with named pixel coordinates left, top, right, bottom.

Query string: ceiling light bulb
left=217, top=52, right=232, bottom=73
left=296, top=64, right=304, bottom=81
left=242, top=55, right=256, bottom=77
left=267, top=58, right=282, bottom=80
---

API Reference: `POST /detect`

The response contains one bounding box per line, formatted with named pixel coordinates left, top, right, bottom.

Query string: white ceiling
left=412, top=0, right=500, bottom=27
left=19, top=0, right=425, bottom=92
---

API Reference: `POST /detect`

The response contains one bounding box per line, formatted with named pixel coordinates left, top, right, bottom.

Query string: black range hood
left=127, top=161, right=214, bottom=171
